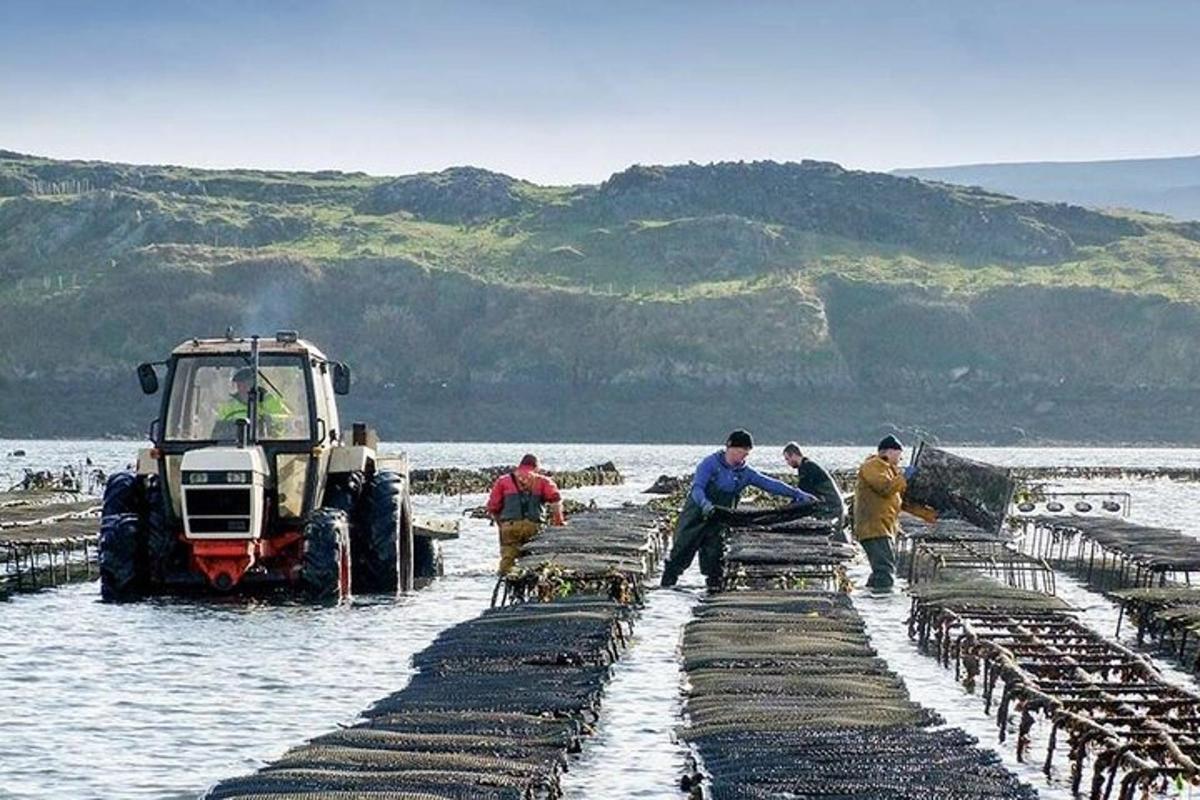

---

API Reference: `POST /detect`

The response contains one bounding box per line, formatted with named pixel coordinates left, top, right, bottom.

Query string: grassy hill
left=895, top=155, right=1200, bottom=221
left=3, top=150, right=1200, bottom=443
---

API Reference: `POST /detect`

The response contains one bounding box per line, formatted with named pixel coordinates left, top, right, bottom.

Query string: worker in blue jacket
left=661, top=429, right=817, bottom=589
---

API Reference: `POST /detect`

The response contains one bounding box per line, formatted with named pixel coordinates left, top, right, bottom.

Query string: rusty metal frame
left=904, top=538, right=1057, bottom=594
left=1019, top=517, right=1200, bottom=592
left=910, top=597, right=1200, bottom=800
left=1, top=535, right=96, bottom=594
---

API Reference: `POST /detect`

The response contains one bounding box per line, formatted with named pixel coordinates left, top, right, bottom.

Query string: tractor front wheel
left=142, top=475, right=175, bottom=579
left=99, top=471, right=176, bottom=596
left=99, top=514, right=145, bottom=602
left=101, top=471, right=141, bottom=517
left=98, top=472, right=152, bottom=602
left=300, top=508, right=351, bottom=601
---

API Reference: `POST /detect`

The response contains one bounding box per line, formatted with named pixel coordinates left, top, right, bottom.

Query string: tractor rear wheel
left=99, top=513, right=145, bottom=602
left=323, top=470, right=364, bottom=514
left=352, top=471, right=414, bottom=593
left=300, top=508, right=351, bottom=601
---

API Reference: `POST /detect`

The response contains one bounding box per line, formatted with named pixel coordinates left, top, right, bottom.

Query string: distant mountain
left=895, top=155, right=1200, bottom=220
left=3, top=150, right=1200, bottom=444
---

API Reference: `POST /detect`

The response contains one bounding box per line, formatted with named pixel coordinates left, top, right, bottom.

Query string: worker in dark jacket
left=853, top=435, right=917, bottom=590
left=661, top=429, right=817, bottom=590
left=486, top=454, right=565, bottom=574
left=782, top=442, right=845, bottom=525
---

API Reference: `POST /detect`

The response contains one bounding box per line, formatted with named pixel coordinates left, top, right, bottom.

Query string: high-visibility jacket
left=217, top=392, right=288, bottom=421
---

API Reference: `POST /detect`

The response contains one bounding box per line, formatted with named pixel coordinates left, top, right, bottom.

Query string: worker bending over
left=661, top=429, right=817, bottom=590
left=486, top=454, right=565, bottom=575
left=782, top=442, right=845, bottom=527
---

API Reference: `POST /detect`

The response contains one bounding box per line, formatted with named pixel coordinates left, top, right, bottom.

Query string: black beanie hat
left=877, top=434, right=903, bottom=452
left=726, top=429, right=754, bottom=449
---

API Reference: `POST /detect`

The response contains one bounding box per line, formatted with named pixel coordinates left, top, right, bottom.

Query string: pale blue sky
left=1, top=0, right=1196, bottom=183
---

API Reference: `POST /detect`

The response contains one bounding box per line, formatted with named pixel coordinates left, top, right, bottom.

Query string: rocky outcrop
left=410, top=462, right=623, bottom=495
left=0, top=150, right=370, bottom=204
left=644, top=474, right=686, bottom=494
left=0, top=192, right=311, bottom=273
left=357, top=167, right=529, bottom=222
left=579, top=160, right=1143, bottom=263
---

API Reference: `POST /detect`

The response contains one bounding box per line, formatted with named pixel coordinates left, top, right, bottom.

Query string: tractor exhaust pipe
left=247, top=336, right=260, bottom=444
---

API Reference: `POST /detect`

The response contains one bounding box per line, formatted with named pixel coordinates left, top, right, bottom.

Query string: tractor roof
left=171, top=335, right=330, bottom=361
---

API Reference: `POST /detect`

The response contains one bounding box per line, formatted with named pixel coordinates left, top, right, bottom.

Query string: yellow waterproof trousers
left=497, top=519, right=542, bottom=575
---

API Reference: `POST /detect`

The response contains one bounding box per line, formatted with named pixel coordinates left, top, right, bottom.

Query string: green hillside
left=3, top=150, right=1199, bottom=443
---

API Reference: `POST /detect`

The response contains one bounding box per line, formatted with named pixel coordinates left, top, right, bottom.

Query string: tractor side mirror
left=137, top=363, right=159, bottom=395
left=332, top=362, right=351, bottom=395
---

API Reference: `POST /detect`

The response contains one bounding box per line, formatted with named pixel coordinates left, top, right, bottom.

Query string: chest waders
left=660, top=480, right=739, bottom=587
left=498, top=473, right=545, bottom=522
left=496, top=473, right=545, bottom=575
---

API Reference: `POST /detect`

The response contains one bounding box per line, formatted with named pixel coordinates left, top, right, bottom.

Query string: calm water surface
left=2, top=440, right=1200, bottom=799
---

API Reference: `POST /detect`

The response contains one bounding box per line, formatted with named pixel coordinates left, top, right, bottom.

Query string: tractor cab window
left=165, top=355, right=313, bottom=442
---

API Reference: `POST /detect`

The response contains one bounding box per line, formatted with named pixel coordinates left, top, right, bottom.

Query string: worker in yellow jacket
left=853, top=435, right=916, bottom=589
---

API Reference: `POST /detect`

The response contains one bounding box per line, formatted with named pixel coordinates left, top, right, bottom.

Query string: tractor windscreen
left=164, top=355, right=312, bottom=442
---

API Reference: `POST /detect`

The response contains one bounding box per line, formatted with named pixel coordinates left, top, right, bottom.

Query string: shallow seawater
left=2, top=439, right=1200, bottom=798
left=560, top=582, right=701, bottom=800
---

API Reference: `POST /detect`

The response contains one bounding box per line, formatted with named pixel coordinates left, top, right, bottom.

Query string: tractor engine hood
left=180, top=447, right=268, bottom=540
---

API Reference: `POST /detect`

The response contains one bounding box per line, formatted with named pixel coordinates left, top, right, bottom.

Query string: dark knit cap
left=726, top=429, right=754, bottom=449
left=877, top=435, right=904, bottom=452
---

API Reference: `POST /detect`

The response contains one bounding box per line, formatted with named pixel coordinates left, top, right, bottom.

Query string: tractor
left=98, top=331, right=432, bottom=601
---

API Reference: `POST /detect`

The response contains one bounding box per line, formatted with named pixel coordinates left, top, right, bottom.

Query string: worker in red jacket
left=486, top=453, right=565, bottom=574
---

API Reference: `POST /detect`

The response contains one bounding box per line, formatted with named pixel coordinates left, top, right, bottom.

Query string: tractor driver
left=214, top=366, right=290, bottom=438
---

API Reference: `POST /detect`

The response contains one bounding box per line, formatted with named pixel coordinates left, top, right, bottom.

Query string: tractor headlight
left=184, top=470, right=251, bottom=485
